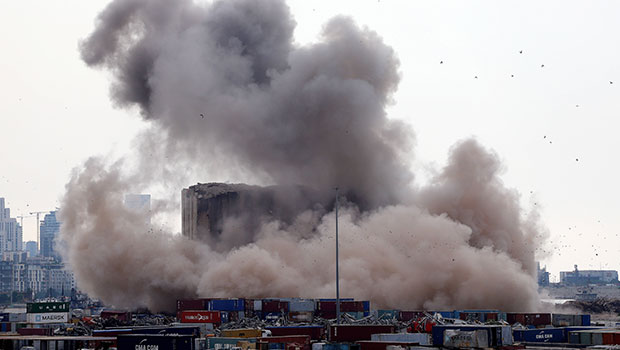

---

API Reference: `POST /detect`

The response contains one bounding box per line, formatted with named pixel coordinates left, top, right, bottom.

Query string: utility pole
left=335, top=187, right=340, bottom=325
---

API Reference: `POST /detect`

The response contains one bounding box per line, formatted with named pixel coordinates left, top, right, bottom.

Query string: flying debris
left=200, top=113, right=205, bottom=118
left=440, top=60, right=444, bottom=64
left=519, top=50, right=523, bottom=54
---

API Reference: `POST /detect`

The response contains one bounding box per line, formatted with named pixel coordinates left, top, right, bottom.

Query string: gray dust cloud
left=59, top=0, right=547, bottom=312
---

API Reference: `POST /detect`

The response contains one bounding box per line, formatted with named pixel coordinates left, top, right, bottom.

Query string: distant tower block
left=181, top=183, right=330, bottom=250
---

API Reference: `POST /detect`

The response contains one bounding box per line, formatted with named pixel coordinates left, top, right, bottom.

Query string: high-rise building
left=40, top=211, right=61, bottom=259
left=25, top=241, right=37, bottom=257
left=0, top=198, right=22, bottom=253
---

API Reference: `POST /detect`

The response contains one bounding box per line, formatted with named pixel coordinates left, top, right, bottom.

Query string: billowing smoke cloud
left=59, top=0, right=547, bottom=312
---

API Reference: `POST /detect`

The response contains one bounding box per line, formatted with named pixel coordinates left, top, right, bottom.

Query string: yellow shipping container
left=221, top=328, right=263, bottom=338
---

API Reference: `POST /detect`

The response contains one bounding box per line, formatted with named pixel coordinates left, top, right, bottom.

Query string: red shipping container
left=317, top=301, right=364, bottom=312
left=329, top=325, right=395, bottom=342
left=266, top=326, right=325, bottom=340
left=177, top=299, right=207, bottom=311
left=507, top=313, right=526, bottom=325
left=602, top=332, right=614, bottom=345
left=398, top=311, right=426, bottom=321
left=525, top=313, right=551, bottom=326
left=18, top=328, right=52, bottom=336
left=178, top=310, right=221, bottom=323
left=613, top=333, right=620, bottom=345
left=262, top=300, right=289, bottom=313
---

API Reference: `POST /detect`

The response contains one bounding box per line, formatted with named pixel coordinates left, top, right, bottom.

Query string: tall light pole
left=335, top=187, right=340, bottom=325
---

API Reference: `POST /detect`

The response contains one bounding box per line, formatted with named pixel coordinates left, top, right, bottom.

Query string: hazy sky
left=1, top=0, right=618, bottom=280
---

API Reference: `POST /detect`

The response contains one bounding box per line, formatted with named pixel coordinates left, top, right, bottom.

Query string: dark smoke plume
left=59, top=0, right=547, bottom=312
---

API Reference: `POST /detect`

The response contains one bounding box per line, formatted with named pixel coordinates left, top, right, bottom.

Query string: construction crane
left=29, top=211, right=48, bottom=251
left=16, top=214, right=36, bottom=228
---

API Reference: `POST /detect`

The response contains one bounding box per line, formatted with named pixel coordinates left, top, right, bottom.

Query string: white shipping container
left=27, top=312, right=69, bottom=324
left=371, top=333, right=432, bottom=345
left=289, top=300, right=315, bottom=312
left=443, top=330, right=489, bottom=348
left=9, top=313, right=27, bottom=322
left=312, top=343, right=325, bottom=350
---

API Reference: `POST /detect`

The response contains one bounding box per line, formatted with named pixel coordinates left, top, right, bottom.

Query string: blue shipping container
left=323, top=343, right=359, bottom=350
left=582, top=315, right=591, bottom=326
left=209, top=299, right=245, bottom=311
left=434, top=311, right=455, bottom=319
left=362, top=301, right=370, bottom=312
left=117, top=335, right=194, bottom=350
left=513, top=328, right=566, bottom=343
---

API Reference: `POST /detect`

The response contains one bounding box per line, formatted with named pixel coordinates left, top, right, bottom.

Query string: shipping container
left=362, top=301, right=370, bottom=312
left=255, top=300, right=263, bottom=311
left=207, top=337, right=258, bottom=350
left=356, top=341, right=420, bottom=350
left=8, top=313, right=27, bottom=322
left=370, top=333, right=432, bottom=345
left=568, top=329, right=620, bottom=346
left=259, top=335, right=311, bottom=350
left=506, top=313, right=551, bottom=327
left=290, top=300, right=316, bottom=312
left=317, top=301, right=365, bottom=313
left=552, top=313, right=588, bottom=327
left=397, top=311, right=426, bottom=321
left=582, top=314, right=591, bottom=326
left=432, top=325, right=512, bottom=347
left=221, top=328, right=263, bottom=338
left=433, top=311, right=455, bottom=319
left=266, top=326, right=325, bottom=341
left=322, top=343, right=360, bottom=350
left=179, top=310, right=221, bottom=323
left=178, top=299, right=208, bottom=312
left=117, top=334, right=194, bottom=350
left=328, top=325, right=395, bottom=342
left=262, top=300, right=290, bottom=313
left=17, top=327, right=53, bottom=336
left=26, top=302, right=70, bottom=313
left=209, top=299, right=246, bottom=312
left=443, top=329, right=489, bottom=348
left=513, top=328, right=566, bottom=343
left=27, top=312, right=70, bottom=324
left=134, top=326, right=201, bottom=337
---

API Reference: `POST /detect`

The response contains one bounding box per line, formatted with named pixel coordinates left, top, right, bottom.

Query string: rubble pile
left=561, top=298, right=620, bottom=315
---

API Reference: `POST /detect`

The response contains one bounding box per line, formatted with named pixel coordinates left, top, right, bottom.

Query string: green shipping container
left=27, top=302, right=70, bottom=313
